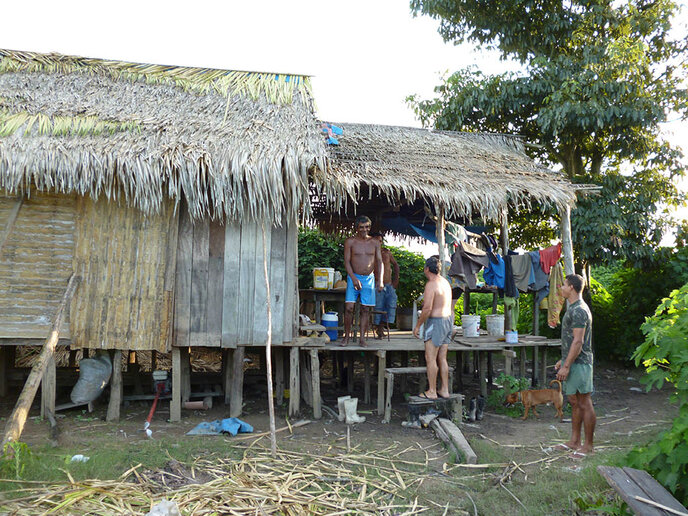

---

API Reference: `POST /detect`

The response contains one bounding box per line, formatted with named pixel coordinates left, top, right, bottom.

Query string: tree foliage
left=627, top=282, right=688, bottom=504
left=409, top=0, right=688, bottom=265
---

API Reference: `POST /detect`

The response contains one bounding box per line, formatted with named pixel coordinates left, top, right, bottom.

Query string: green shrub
left=626, top=283, right=688, bottom=505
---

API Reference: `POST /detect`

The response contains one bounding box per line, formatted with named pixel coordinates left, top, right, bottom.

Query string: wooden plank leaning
left=2, top=273, right=81, bottom=451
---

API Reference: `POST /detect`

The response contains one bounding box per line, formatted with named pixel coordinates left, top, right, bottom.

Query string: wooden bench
left=598, top=466, right=688, bottom=516
left=383, top=366, right=455, bottom=423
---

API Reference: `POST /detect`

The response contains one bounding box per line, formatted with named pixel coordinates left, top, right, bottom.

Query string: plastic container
left=313, top=268, right=329, bottom=289
left=505, top=330, right=519, bottom=344
left=322, top=311, right=338, bottom=342
left=461, top=314, right=480, bottom=337
left=486, top=314, right=505, bottom=336
left=326, top=267, right=335, bottom=289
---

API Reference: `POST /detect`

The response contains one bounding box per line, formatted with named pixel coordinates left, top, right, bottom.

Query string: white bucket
left=486, top=314, right=505, bottom=336
left=313, top=268, right=329, bottom=290
left=325, top=267, right=335, bottom=289
left=505, top=330, right=519, bottom=344
left=461, top=315, right=480, bottom=338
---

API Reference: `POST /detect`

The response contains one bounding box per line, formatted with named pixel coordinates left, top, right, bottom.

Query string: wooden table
left=299, top=288, right=346, bottom=324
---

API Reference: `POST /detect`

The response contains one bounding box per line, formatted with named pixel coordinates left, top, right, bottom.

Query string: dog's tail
left=549, top=379, right=562, bottom=393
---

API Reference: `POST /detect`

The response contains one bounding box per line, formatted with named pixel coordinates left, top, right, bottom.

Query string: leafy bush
left=486, top=373, right=531, bottom=418
left=626, top=283, right=688, bottom=505
left=388, top=246, right=426, bottom=308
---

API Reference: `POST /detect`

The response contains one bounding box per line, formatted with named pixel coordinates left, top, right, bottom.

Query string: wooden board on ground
left=597, top=466, right=688, bottom=516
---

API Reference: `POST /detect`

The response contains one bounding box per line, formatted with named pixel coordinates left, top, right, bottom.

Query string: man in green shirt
left=555, top=274, right=595, bottom=456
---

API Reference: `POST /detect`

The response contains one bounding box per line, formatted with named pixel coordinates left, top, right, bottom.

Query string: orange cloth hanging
left=547, top=262, right=566, bottom=328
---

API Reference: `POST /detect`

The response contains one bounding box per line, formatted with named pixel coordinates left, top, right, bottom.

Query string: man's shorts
left=563, top=363, right=594, bottom=395
left=345, top=273, right=376, bottom=306
left=422, top=316, right=453, bottom=347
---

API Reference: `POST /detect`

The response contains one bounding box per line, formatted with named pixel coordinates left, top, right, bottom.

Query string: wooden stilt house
left=0, top=49, right=326, bottom=421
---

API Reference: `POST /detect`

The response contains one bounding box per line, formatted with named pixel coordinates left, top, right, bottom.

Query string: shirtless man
left=413, top=256, right=453, bottom=399
left=370, top=232, right=400, bottom=339
left=343, top=216, right=383, bottom=347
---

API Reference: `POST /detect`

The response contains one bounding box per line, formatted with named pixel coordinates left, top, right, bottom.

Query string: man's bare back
left=423, top=275, right=453, bottom=318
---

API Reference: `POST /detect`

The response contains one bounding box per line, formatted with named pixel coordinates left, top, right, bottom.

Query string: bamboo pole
left=262, top=223, right=277, bottom=457
left=2, top=274, right=81, bottom=450
left=435, top=204, right=447, bottom=278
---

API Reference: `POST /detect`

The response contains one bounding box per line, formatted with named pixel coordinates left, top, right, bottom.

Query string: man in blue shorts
left=555, top=273, right=595, bottom=456
left=342, top=216, right=383, bottom=346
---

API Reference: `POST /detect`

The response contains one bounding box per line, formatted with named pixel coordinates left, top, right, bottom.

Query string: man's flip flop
left=569, top=451, right=587, bottom=460
left=418, top=392, right=436, bottom=400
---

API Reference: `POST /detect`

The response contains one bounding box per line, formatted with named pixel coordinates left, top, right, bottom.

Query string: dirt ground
left=3, top=355, right=678, bottom=514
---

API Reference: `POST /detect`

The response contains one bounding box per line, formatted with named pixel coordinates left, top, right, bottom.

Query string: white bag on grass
left=70, top=351, right=112, bottom=404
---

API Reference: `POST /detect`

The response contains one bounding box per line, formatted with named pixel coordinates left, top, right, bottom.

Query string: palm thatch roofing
left=0, top=49, right=326, bottom=223
left=313, top=123, right=596, bottom=222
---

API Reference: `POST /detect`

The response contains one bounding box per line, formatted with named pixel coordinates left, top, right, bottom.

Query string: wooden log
left=2, top=274, right=80, bottom=449
left=429, top=418, right=460, bottom=459
left=40, top=354, right=56, bottom=421
left=437, top=418, right=477, bottom=464
left=376, top=350, right=386, bottom=415
left=230, top=346, right=245, bottom=417
left=170, top=347, right=181, bottom=422
left=106, top=350, right=122, bottom=422
left=289, top=346, right=300, bottom=416
left=309, top=350, right=321, bottom=420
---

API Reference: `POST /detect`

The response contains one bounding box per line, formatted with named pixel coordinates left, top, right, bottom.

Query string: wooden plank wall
left=70, top=196, right=177, bottom=351
left=0, top=193, right=75, bottom=338
left=175, top=216, right=298, bottom=347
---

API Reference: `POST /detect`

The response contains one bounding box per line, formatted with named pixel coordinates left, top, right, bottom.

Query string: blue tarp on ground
left=186, top=418, right=254, bottom=436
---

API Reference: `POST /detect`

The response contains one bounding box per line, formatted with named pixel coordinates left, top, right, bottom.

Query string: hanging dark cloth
left=448, top=241, right=489, bottom=290
left=528, top=250, right=550, bottom=306
left=503, top=254, right=519, bottom=299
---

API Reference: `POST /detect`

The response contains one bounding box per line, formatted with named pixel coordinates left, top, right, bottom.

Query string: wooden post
left=40, top=354, right=56, bottom=421
left=274, top=348, right=284, bottom=405
left=289, top=347, right=300, bottom=416
left=180, top=347, right=191, bottom=404
left=222, top=349, right=232, bottom=405
left=479, top=351, right=488, bottom=397
left=2, top=274, right=80, bottom=448
left=300, top=352, right=313, bottom=407
left=363, top=353, right=371, bottom=405
left=230, top=347, right=245, bottom=417
left=533, top=345, right=540, bottom=387
left=309, top=350, right=321, bottom=420
left=436, top=204, right=447, bottom=279
left=0, top=347, right=8, bottom=398
left=346, top=352, right=354, bottom=393
left=106, top=350, right=122, bottom=422
left=455, top=352, right=463, bottom=391
left=171, top=347, right=182, bottom=422
left=376, top=350, right=386, bottom=415
left=261, top=223, right=277, bottom=456
left=519, top=348, right=526, bottom=378
left=499, top=206, right=509, bottom=253
left=560, top=203, right=575, bottom=275
left=384, top=371, right=394, bottom=423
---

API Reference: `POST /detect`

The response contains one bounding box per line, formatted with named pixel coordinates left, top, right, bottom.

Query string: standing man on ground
left=342, top=216, right=383, bottom=347
left=413, top=257, right=453, bottom=399
left=370, top=232, right=400, bottom=339
left=555, top=274, right=595, bottom=456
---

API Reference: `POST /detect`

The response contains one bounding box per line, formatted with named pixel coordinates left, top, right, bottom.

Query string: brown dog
left=505, top=380, right=564, bottom=420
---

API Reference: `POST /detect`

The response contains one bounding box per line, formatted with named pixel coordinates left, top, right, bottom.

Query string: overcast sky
left=3, top=0, right=687, bottom=248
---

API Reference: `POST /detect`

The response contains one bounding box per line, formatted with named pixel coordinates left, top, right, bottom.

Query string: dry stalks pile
left=0, top=443, right=436, bottom=515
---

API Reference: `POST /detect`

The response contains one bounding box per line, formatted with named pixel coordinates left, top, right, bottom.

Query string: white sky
left=3, top=0, right=687, bottom=251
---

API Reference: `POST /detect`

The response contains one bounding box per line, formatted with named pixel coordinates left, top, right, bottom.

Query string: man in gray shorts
left=413, top=257, right=453, bottom=399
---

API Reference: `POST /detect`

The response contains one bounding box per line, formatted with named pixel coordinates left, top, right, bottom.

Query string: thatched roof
left=0, top=49, right=326, bottom=223
left=313, top=123, right=593, bottom=221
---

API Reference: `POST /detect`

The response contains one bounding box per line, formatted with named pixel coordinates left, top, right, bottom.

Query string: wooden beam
left=229, top=346, right=245, bottom=417
left=170, top=347, right=181, bottom=422
left=106, top=350, right=122, bottom=422
left=435, top=204, right=447, bottom=278
left=499, top=206, right=509, bottom=254
left=309, top=350, right=321, bottom=420
left=560, top=203, right=575, bottom=275
left=40, top=354, right=56, bottom=421
left=222, top=349, right=232, bottom=405
left=376, top=350, right=386, bottom=415
left=2, top=274, right=80, bottom=449
left=289, top=346, right=300, bottom=416
left=0, top=196, right=23, bottom=257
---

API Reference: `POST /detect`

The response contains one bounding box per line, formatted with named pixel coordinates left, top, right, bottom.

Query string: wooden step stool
left=407, top=393, right=464, bottom=426
left=383, top=366, right=455, bottom=423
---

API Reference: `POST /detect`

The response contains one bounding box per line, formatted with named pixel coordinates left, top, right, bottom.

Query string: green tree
left=409, top=0, right=687, bottom=267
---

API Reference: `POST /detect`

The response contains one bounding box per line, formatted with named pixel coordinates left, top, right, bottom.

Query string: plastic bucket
left=322, top=312, right=338, bottom=342
left=325, top=267, right=335, bottom=289
left=461, top=315, right=480, bottom=337
left=486, top=314, right=505, bottom=336
left=313, top=268, right=329, bottom=290
left=505, top=330, right=519, bottom=344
